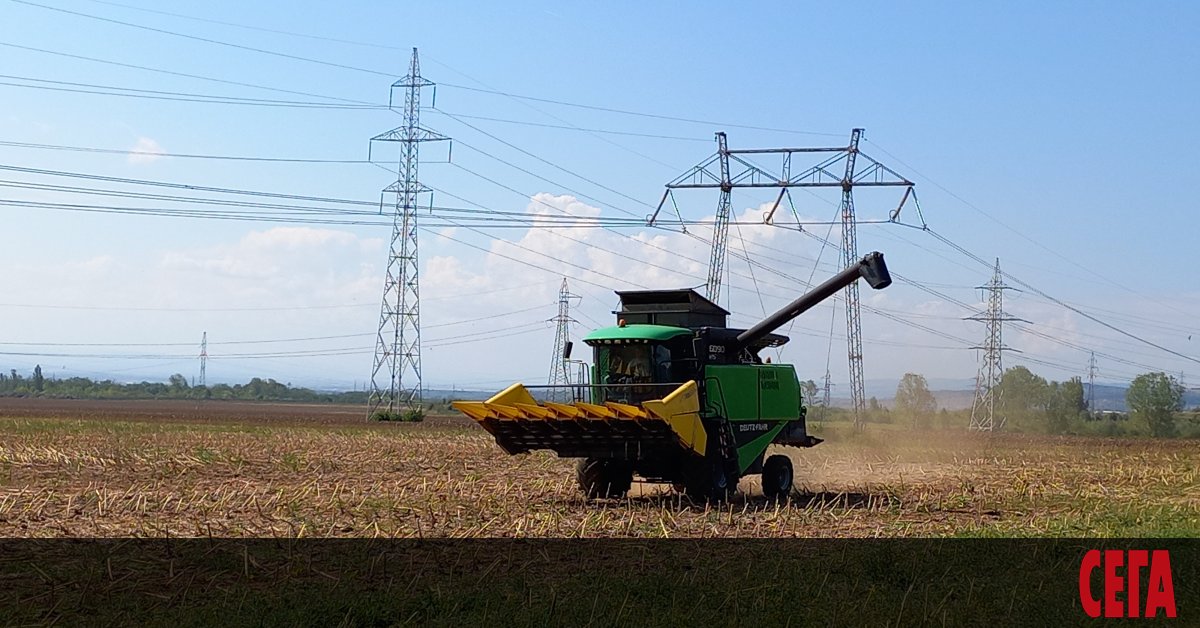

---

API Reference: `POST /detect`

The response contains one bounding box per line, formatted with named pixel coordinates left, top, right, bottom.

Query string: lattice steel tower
left=1087, top=351, right=1097, bottom=412
left=706, top=132, right=733, bottom=304
left=968, top=259, right=1022, bottom=431
left=198, top=331, right=207, bottom=388
left=838, top=129, right=867, bottom=429
left=368, top=48, right=448, bottom=418
left=547, top=278, right=580, bottom=402
left=820, top=370, right=832, bottom=422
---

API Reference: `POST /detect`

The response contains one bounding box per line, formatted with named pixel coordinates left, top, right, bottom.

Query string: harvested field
left=0, top=397, right=453, bottom=427
left=0, top=399, right=1196, bottom=537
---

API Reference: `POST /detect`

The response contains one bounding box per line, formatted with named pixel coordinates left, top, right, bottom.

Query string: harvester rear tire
left=577, top=458, right=632, bottom=499
left=761, top=454, right=794, bottom=501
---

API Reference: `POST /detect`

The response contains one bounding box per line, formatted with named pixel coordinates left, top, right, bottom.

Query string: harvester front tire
left=683, top=461, right=738, bottom=504
left=577, top=458, right=632, bottom=499
left=761, top=454, right=794, bottom=501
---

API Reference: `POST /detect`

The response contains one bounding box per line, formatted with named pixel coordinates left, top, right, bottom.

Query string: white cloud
left=160, top=227, right=377, bottom=283
left=127, top=137, right=165, bottom=164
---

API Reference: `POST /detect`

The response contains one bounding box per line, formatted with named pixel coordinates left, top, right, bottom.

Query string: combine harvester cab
left=453, top=252, right=893, bottom=502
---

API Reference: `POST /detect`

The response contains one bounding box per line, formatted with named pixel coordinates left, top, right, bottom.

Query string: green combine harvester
left=453, top=251, right=893, bottom=501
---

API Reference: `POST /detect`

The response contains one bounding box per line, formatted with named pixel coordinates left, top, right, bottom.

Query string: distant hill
left=1083, top=383, right=1199, bottom=412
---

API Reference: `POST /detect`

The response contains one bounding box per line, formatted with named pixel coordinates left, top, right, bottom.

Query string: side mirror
left=564, top=341, right=573, bottom=360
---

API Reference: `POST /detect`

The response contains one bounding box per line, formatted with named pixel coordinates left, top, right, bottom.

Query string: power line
left=925, top=228, right=1200, bottom=367
left=0, top=140, right=371, bottom=163
left=78, top=0, right=411, bottom=51
left=420, top=227, right=638, bottom=293
left=12, top=0, right=398, bottom=78
left=39, top=0, right=842, bottom=140
left=762, top=204, right=1190, bottom=377
left=439, top=121, right=648, bottom=217
left=0, top=301, right=373, bottom=312
left=434, top=81, right=845, bottom=137
left=779, top=219, right=1187, bottom=377
left=430, top=110, right=709, bottom=142
left=0, top=73, right=773, bottom=145
left=865, top=138, right=1197, bottom=323
left=425, top=325, right=548, bottom=349
left=0, top=163, right=375, bottom=204
left=0, top=74, right=385, bottom=109
left=0, top=165, right=654, bottom=227
left=0, top=41, right=366, bottom=104
left=7, top=55, right=1171, bottom=384
left=422, top=125, right=854, bottom=306
left=0, top=333, right=372, bottom=347
left=3, top=198, right=645, bottom=229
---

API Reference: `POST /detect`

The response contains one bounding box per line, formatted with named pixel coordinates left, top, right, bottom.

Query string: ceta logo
left=1079, top=549, right=1177, bottom=618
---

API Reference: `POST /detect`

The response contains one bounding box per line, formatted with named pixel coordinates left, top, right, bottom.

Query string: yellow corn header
left=452, top=380, right=707, bottom=458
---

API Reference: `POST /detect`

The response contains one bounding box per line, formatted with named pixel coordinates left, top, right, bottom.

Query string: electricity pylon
left=367, top=47, right=449, bottom=419
left=198, top=331, right=207, bottom=388
left=967, top=259, right=1024, bottom=431
left=548, top=278, right=580, bottom=402
left=1087, top=351, right=1097, bottom=412
left=651, top=128, right=917, bottom=429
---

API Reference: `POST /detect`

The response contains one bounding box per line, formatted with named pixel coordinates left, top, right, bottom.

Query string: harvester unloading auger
left=453, top=251, right=893, bottom=502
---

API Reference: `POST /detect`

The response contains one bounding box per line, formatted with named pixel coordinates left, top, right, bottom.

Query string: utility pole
left=367, top=47, right=449, bottom=419
left=1087, top=351, right=1097, bottom=413
left=199, top=331, right=207, bottom=388
left=548, top=278, right=580, bottom=402
left=651, top=128, right=916, bottom=430
left=967, top=259, right=1024, bottom=431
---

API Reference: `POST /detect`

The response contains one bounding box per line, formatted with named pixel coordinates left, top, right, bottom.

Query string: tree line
left=802, top=368, right=1196, bottom=438
left=0, top=365, right=368, bottom=404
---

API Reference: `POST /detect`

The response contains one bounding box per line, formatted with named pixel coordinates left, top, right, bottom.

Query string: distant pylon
left=199, top=331, right=207, bottom=387
left=819, top=369, right=832, bottom=423
left=820, top=304, right=835, bottom=424
left=548, top=278, right=580, bottom=402
left=1087, top=352, right=1097, bottom=412
left=967, top=259, right=1024, bottom=431
left=367, top=48, right=449, bottom=419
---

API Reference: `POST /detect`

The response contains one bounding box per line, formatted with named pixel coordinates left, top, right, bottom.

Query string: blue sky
left=1, top=0, right=1197, bottom=393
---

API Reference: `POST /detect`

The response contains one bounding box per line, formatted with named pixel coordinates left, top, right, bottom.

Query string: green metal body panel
left=704, top=364, right=803, bottom=473
left=734, top=423, right=789, bottom=471
left=703, top=364, right=801, bottom=421
left=583, top=324, right=692, bottom=344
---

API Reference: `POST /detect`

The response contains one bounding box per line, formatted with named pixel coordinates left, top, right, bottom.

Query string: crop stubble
left=0, top=398, right=1196, bottom=537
